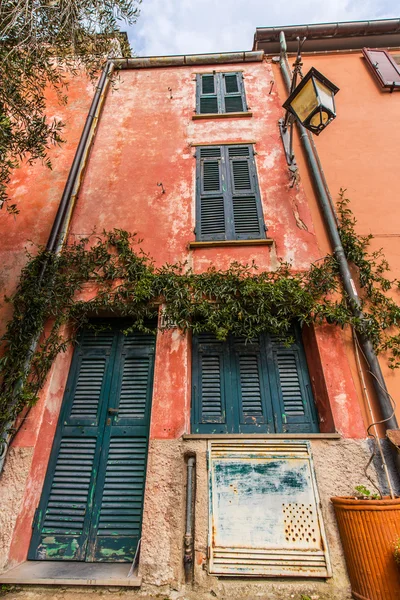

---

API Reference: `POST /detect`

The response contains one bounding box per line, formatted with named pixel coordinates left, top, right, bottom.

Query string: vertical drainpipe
left=278, top=32, right=400, bottom=481
left=0, top=61, right=114, bottom=475
left=184, top=456, right=196, bottom=583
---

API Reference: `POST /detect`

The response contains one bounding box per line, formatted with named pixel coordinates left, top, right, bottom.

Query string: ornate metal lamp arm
left=279, top=37, right=306, bottom=168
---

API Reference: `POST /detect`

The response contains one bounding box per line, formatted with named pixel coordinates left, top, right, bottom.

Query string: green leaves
left=0, top=0, right=139, bottom=212
left=354, top=485, right=380, bottom=500
left=2, top=193, right=400, bottom=438
left=337, top=188, right=400, bottom=366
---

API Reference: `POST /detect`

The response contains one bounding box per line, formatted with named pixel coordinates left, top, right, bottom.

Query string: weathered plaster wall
left=0, top=56, right=375, bottom=591
left=138, top=437, right=377, bottom=598
left=0, top=448, right=33, bottom=571
left=69, top=61, right=320, bottom=272
left=2, top=438, right=374, bottom=600
left=0, top=75, right=94, bottom=338
left=1, top=318, right=367, bottom=573
left=4, top=339, right=75, bottom=569
left=272, top=51, right=400, bottom=426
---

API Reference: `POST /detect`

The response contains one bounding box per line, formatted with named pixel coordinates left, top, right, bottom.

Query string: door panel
left=88, top=336, right=155, bottom=561
left=90, top=435, right=148, bottom=561
left=32, top=434, right=99, bottom=560
left=29, top=323, right=155, bottom=563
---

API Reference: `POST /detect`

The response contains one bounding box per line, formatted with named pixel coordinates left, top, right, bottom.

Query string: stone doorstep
left=0, top=561, right=142, bottom=587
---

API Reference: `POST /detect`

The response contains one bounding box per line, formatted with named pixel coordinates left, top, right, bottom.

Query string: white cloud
left=126, top=0, right=399, bottom=56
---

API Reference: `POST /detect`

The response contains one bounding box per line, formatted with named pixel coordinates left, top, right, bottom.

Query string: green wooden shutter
left=196, top=144, right=266, bottom=241
left=227, top=145, right=265, bottom=240
left=268, top=328, right=319, bottom=434
left=231, top=337, right=274, bottom=433
left=222, top=72, right=246, bottom=113
left=89, top=330, right=155, bottom=561
left=196, top=72, right=246, bottom=114
left=192, top=334, right=229, bottom=433
left=191, top=328, right=318, bottom=435
left=29, top=324, right=155, bottom=563
left=196, top=147, right=227, bottom=241
left=28, top=329, right=116, bottom=561
left=197, top=74, right=219, bottom=114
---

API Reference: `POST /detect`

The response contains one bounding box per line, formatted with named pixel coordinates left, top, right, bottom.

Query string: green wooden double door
left=29, top=324, right=155, bottom=562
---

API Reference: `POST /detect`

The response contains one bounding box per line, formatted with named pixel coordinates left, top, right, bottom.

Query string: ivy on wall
left=0, top=190, right=399, bottom=437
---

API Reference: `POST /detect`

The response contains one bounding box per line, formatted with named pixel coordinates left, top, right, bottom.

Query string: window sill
left=0, top=562, right=142, bottom=587
left=189, top=239, right=273, bottom=249
left=183, top=433, right=341, bottom=440
left=192, top=111, right=252, bottom=120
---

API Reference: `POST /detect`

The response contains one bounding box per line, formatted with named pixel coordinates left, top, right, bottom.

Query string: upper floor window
left=362, top=48, right=400, bottom=91
left=195, top=144, right=265, bottom=241
left=196, top=72, right=247, bottom=114
left=191, top=327, right=319, bottom=435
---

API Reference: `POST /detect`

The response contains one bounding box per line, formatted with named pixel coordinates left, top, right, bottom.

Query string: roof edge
left=113, top=51, right=264, bottom=69
left=253, top=19, right=400, bottom=53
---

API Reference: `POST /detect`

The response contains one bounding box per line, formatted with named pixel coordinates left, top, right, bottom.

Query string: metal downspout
left=46, top=60, right=114, bottom=255
left=279, top=32, right=399, bottom=463
left=0, top=61, right=114, bottom=474
left=184, top=456, right=196, bottom=582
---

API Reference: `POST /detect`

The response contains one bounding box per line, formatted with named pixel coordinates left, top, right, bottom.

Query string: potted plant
left=331, top=485, right=400, bottom=600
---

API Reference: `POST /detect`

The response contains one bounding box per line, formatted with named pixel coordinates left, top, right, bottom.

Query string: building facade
left=1, top=18, right=400, bottom=600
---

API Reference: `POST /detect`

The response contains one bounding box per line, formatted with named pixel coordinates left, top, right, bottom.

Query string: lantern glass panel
left=290, top=78, right=318, bottom=123
left=314, top=78, right=335, bottom=113
left=310, top=110, right=329, bottom=129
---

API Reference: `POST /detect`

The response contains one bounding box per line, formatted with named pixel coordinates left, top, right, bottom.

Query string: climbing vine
left=337, top=189, right=400, bottom=363
left=0, top=190, right=400, bottom=437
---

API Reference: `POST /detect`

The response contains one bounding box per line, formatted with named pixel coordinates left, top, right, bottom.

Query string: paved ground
left=0, top=586, right=340, bottom=600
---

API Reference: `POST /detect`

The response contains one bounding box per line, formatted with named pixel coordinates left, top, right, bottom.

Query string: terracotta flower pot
left=331, top=496, right=400, bottom=600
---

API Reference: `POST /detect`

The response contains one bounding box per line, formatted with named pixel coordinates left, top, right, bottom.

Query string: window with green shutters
left=195, top=144, right=266, bottom=241
left=191, top=327, right=319, bottom=434
left=196, top=72, right=247, bottom=114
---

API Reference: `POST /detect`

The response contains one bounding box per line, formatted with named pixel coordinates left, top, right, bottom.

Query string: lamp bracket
left=279, top=116, right=297, bottom=169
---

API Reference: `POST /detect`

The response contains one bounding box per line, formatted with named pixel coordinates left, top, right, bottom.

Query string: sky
left=126, top=0, right=399, bottom=57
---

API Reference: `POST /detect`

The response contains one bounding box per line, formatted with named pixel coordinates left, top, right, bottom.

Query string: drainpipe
left=46, top=60, right=114, bottom=256
left=184, top=456, right=196, bottom=583
left=278, top=33, right=400, bottom=472
left=0, top=60, right=114, bottom=475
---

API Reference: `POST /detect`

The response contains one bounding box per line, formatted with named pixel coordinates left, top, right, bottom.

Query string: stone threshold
left=183, top=433, right=341, bottom=439
left=0, top=561, right=141, bottom=587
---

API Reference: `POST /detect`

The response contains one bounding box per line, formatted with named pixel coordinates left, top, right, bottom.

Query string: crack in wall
left=291, top=201, right=309, bottom=231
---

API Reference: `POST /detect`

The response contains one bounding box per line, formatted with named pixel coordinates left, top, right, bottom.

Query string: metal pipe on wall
left=278, top=32, right=400, bottom=483
left=184, top=456, right=196, bottom=583
left=46, top=60, right=114, bottom=256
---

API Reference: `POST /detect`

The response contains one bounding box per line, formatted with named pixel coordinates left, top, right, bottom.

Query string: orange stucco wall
left=2, top=57, right=372, bottom=567
left=273, top=49, right=400, bottom=427
left=0, top=75, right=95, bottom=337
left=2, top=58, right=369, bottom=448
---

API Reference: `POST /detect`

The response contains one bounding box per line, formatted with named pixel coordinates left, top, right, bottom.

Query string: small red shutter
left=362, top=48, right=400, bottom=90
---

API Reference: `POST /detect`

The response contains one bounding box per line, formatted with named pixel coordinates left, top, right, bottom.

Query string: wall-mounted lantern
left=282, top=67, right=339, bottom=136
left=279, top=37, right=339, bottom=170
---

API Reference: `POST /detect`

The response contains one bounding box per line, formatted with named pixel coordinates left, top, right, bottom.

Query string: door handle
left=108, top=408, right=119, bottom=415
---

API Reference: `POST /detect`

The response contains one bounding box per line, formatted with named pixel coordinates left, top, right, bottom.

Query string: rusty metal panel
left=208, top=440, right=332, bottom=577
